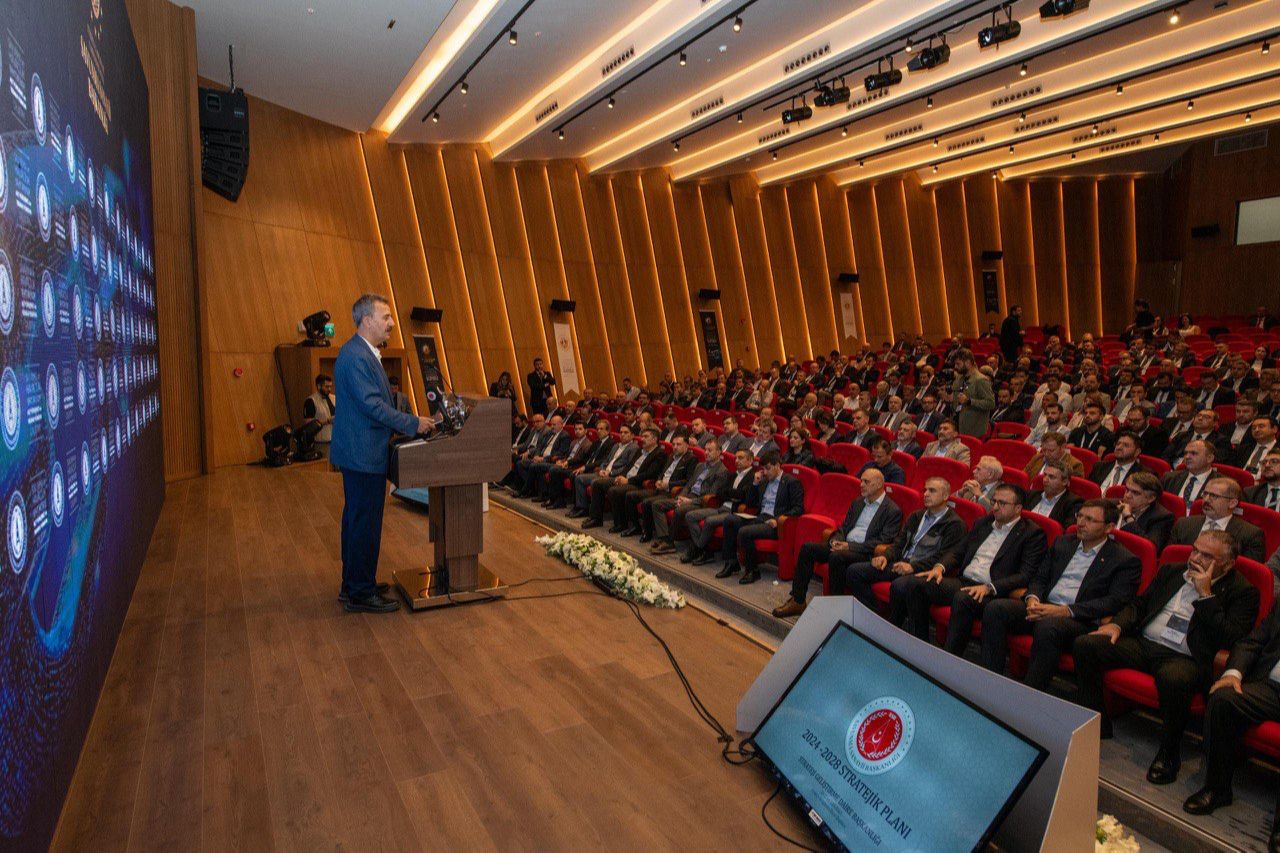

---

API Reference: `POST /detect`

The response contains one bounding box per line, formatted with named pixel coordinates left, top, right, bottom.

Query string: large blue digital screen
left=749, top=623, right=1048, bottom=852
left=0, top=0, right=162, bottom=848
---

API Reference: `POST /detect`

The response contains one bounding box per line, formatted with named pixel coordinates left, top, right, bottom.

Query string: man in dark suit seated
left=618, top=435, right=698, bottom=539
left=1195, top=371, right=1236, bottom=410
left=1237, top=415, right=1278, bottom=477
left=657, top=411, right=688, bottom=444
left=857, top=439, right=906, bottom=485
left=544, top=419, right=609, bottom=509
left=681, top=449, right=757, bottom=565
left=583, top=428, right=665, bottom=529
left=772, top=469, right=902, bottom=618
left=1124, top=405, right=1169, bottom=458
left=647, top=437, right=731, bottom=555
left=1244, top=447, right=1280, bottom=511
left=979, top=499, right=1142, bottom=690
left=891, top=483, right=1047, bottom=643
left=1091, top=431, right=1149, bottom=492
left=840, top=477, right=967, bottom=614
left=1164, top=409, right=1226, bottom=467
left=715, top=449, right=805, bottom=585
left=990, top=385, right=1027, bottom=425
left=1026, top=460, right=1084, bottom=529
left=832, top=408, right=879, bottom=448
left=526, top=421, right=595, bottom=502
left=1068, top=401, right=1116, bottom=456
left=568, top=425, right=636, bottom=518
left=1183, top=608, right=1280, bottom=853
left=892, top=420, right=924, bottom=459
left=1074, top=531, right=1260, bottom=786
left=514, top=415, right=571, bottom=497
left=1116, top=471, right=1176, bottom=553
left=1170, top=477, right=1266, bottom=561
left=1162, top=439, right=1221, bottom=507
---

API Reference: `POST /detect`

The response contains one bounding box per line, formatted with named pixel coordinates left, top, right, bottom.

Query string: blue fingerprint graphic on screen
left=1, top=1, right=164, bottom=847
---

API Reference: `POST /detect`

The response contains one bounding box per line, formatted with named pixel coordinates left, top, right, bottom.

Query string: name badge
left=1161, top=611, right=1191, bottom=646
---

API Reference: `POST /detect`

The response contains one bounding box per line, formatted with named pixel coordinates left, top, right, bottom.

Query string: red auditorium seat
left=1000, top=468, right=1031, bottom=489
left=985, top=439, right=1037, bottom=472
left=789, top=473, right=862, bottom=592
left=1021, top=511, right=1062, bottom=546
left=949, top=497, right=988, bottom=529
left=828, top=443, right=870, bottom=473
left=957, top=434, right=985, bottom=462
left=891, top=451, right=917, bottom=485
left=809, top=438, right=829, bottom=458
left=910, top=456, right=970, bottom=493
left=1067, top=447, right=1100, bottom=478
left=992, top=421, right=1031, bottom=440
left=1238, top=502, right=1280, bottom=556
left=884, top=483, right=923, bottom=517
left=1211, top=464, right=1256, bottom=490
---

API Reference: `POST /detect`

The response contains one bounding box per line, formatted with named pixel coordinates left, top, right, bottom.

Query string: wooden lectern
left=388, top=396, right=512, bottom=610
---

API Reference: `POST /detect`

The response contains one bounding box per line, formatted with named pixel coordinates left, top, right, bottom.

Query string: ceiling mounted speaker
left=1190, top=224, right=1220, bottom=239
left=981, top=249, right=1004, bottom=262
left=698, top=288, right=721, bottom=300
left=410, top=306, right=443, bottom=322
left=199, top=87, right=250, bottom=202
left=549, top=299, right=577, bottom=312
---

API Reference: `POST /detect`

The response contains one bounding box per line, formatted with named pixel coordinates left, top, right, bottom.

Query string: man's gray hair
left=352, top=293, right=391, bottom=327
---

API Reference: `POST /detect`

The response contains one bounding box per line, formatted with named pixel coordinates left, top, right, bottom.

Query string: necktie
left=1268, top=486, right=1279, bottom=512
left=1105, top=464, right=1126, bottom=490
left=1181, top=474, right=1199, bottom=502
left=906, top=513, right=938, bottom=559
left=1245, top=444, right=1267, bottom=474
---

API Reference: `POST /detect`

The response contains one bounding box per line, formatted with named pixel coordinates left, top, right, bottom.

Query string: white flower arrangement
left=535, top=531, right=686, bottom=609
left=1095, top=814, right=1140, bottom=852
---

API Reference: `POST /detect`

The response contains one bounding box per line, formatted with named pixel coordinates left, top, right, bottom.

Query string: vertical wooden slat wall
left=1062, top=179, right=1103, bottom=339
left=934, top=180, right=979, bottom=337
left=640, top=169, right=702, bottom=374
left=815, top=178, right=865, bottom=347
left=728, top=175, right=787, bottom=365
left=1029, top=180, right=1070, bottom=339
left=998, top=180, right=1041, bottom=327
left=901, top=175, right=951, bottom=341
left=700, top=182, right=760, bottom=367
left=758, top=186, right=813, bottom=358
left=787, top=181, right=840, bottom=357
left=874, top=179, right=922, bottom=338
left=612, top=173, right=677, bottom=382
left=670, top=183, right=723, bottom=369
left=964, top=175, right=1008, bottom=328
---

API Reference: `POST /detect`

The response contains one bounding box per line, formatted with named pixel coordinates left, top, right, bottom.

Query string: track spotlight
left=508, top=30, right=518, bottom=45
left=679, top=51, right=687, bottom=66
left=1018, top=112, right=1026, bottom=123
left=1039, top=0, right=1089, bottom=19
left=557, top=128, right=565, bottom=140
left=859, top=159, right=865, bottom=168
left=1091, top=123, right=1099, bottom=135
left=733, top=15, right=742, bottom=32
left=1070, top=152, right=1077, bottom=159
left=781, top=104, right=812, bottom=124
left=1262, top=40, right=1270, bottom=55
left=905, top=38, right=914, bottom=54
left=736, top=112, right=743, bottom=123
left=864, top=67, right=902, bottom=92
left=1168, top=7, right=1180, bottom=24
left=460, top=80, right=469, bottom=95
left=1245, top=112, right=1252, bottom=123
left=771, top=150, right=778, bottom=161
left=432, top=112, right=440, bottom=123
left=932, top=164, right=938, bottom=173
left=1187, top=100, right=1194, bottom=110
left=1154, top=132, right=1161, bottom=140
left=1115, top=84, right=1123, bottom=95
left=909, top=42, right=950, bottom=72
left=1019, top=62, right=1028, bottom=77
left=926, top=96, right=934, bottom=108
left=607, top=96, right=615, bottom=109
left=1008, top=144, right=1015, bottom=153
left=814, top=84, right=851, bottom=107
left=979, top=7, right=1021, bottom=48
left=932, top=137, right=939, bottom=147
left=673, top=140, right=680, bottom=151
left=841, top=126, right=848, bottom=137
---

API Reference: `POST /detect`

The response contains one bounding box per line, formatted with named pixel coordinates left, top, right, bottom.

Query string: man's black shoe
left=338, top=582, right=390, bottom=604
left=608, top=525, right=625, bottom=534
left=1146, top=753, right=1180, bottom=785
left=343, top=593, right=401, bottom=614
left=715, top=562, right=739, bottom=579
left=1182, top=788, right=1232, bottom=815
left=692, top=551, right=714, bottom=566
left=680, top=547, right=701, bottom=564
left=566, top=508, right=585, bottom=519
left=582, top=519, right=602, bottom=529
left=620, top=526, right=641, bottom=538
left=739, top=569, right=761, bottom=585
left=637, top=533, right=652, bottom=543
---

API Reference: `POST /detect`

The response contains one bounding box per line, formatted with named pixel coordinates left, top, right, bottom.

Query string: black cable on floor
left=762, top=782, right=823, bottom=852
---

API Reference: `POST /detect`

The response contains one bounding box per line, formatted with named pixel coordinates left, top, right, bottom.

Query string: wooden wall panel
left=671, top=183, right=725, bottom=369
left=873, top=178, right=923, bottom=339
left=846, top=185, right=894, bottom=345
left=901, top=175, right=950, bottom=341
left=758, top=186, right=813, bottom=357
left=963, top=175, right=1007, bottom=329
left=439, top=146, right=522, bottom=409
left=787, top=181, right=840, bottom=356
left=1098, top=177, right=1138, bottom=334
left=728, top=175, right=786, bottom=365
left=577, top=171, right=647, bottom=385
left=933, top=180, right=978, bottom=337
left=700, top=182, right=761, bottom=367
left=1062, top=179, right=1103, bottom=339
left=1029, top=180, right=1069, bottom=339
left=997, top=179, right=1039, bottom=327
left=815, top=178, right=864, bottom=346
left=402, top=146, right=487, bottom=397
left=129, top=0, right=207, bottom=479
left=611, top=173, right=676, bottom=382
left=639, top=169, right=702, bottom=373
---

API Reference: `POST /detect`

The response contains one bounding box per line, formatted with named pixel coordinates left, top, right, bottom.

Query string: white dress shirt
left=360, top=335, right=382, bottom=361
left=1141, top=576, right=1203, bottom=656
left=1047, top=541, right=1101, bottom=607
left=846, top=497, right=883, bottom=545
left=962, top=519, right=1015, bottom=588
left=1032, top=490, right=1065, bottom=518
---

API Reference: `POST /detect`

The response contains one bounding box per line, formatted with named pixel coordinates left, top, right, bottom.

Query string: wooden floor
left=51, top=464, right=821, bottom=851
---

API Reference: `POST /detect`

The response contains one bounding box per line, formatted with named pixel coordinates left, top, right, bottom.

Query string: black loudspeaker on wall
left=1190, top=223, right=1221, bottom=239
left=837, top=272, right=860, bottom=284
left=697, top=288, right=721, bottom=300
left=411, top=306, right=443, bottom=323
left=549, top=299, right=577, bottom=312
left=980, top=249, right=1004, bottom=262
left=199, top=86, right=250, bottom=201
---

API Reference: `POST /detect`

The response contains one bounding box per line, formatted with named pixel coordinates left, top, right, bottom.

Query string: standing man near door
left=527, top=357, right=556, bottom=417
left=332, top=294, right=435, bottom=614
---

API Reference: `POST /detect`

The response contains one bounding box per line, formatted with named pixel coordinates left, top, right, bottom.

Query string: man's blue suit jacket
left=331, top=335, right=420, bottom=475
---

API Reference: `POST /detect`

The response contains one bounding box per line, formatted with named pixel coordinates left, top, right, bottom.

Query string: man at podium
left=331, top=294, right=435, bottom=613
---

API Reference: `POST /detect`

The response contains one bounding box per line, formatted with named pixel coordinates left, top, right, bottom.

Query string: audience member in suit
left=921, top=419, right=972, bottom=465
left=1244, top=448, right=1280, bottom=511
left=781, top=429, right=818, bottom=468
left=657, top=412, right=689, bottom=444
left=1068, top=401, right=1116, bottom=456
left=647, top=438, right=732, bottom=555
left=499, top=413, right=550, bottom=490
left=892, top=483, right=1047, bottom=644
left=1026, top=459, right=1085, bottom=529
left=1162, top=439, right=1221, bottom=508
left=568, top=425, right=638, bottom=516
left=954, top=456, right=1005, bottom=511
left=745, top=421, right=780, bottom=459
left=878, top=397, right=910, bottom=431
left=682, top=449, right=758, bottom=565
left=855, top=438, right=904, bottom=484
left=772, top=469, right=903, bottom=617
left=1170, top=477, right=1266, bottom=562
left=1075, top=530, right=1260, bottom=785
left=686, top=418, right=716, bottom=450
left=716, top=450, right=806, bottom=584
left=1024, top=432, right=1084, bottom=480
left=1224, top=360, right=1260, bottom=398
left=832, top=408, right=880, bottom=449
left=526, top=358, right=556, bottom=416
left=546, top=420, right=611, bottom=509
left=513, top=416, right=572, bottom=497
left=1091, top=431, right=1151, bottom=492
left=1025, top=400, right=1069, bottom=449
left=525, top=421, right=595, bottom=501
left=1183, top=607, right=1280, bottom=853
left=1195, top=372, right=1236, bottom=410
left=582, top=428, right=666, bottom=528
left=617, top=435, right=698, bottom=538
left=999, top=305, right=1024, bottom=363
left=1220, top=400, right=1260, bottom=462
left=893, top=421, right=925, bottom=460
left=952, top=349, right=996, bottom=437
left=1237, top=416, right=1278, bottom=476
left=990, top=385, right=1027, bottom=425
left=840, top=478, right=967, bottom=614
left=980, top=499, right=1142, bottom=689
left=913, top=394, right=947, bottom=436
left=1116, top=471, right=1176, bottom=553
left=717, top=416, right=752, bottom=454
left=1202, top=343, right=1233, bottom=376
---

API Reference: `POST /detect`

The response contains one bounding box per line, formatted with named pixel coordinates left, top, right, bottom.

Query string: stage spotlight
left=460, top=81, right=469, bottom=95
left=814, top=84, right=851, bottom=107
left=904, top=37, right=914, bottom=54
left=607, top=96, right=615, bottom=109
left=679, top=51, right=687, bottom=66
left=978, top=16, right=1021, bottom=48
left=1264, top=41, right=1271, bottom=55
left=1039, top=0, right=1089, bottom=18
left=1091, top=123, right=1099, bottom=135
left=932, top=164, right=938, bottom=173
left=292, top=420, right=323, bottom=463
left=781, top=104, right=813, bottom=124
left=673, top=140, right=680, bottom=152
left=908, top=42, right=950, bottom=71
left=1018, top=111, right=1026, bottom=123
left=508, top=29, right=518, bottom=45
left=932, top=137, right=939, bottom=147
left=926, top=96, right=934, bottom=108
left=864, top=67, right=902, bottom=92
left=841, top=126, right=848, bottom=137
left=1168, top=7, right=1180, bottom=24
left=736, top=112, right=743, bottom=123
left=1154, top=132, right=1161, bottom=140
left=1019, top=62, right=1028, bottom=76
left=733, top=15, right=742, bottom=32
left=1187, top=100, right=1194, bottom=110
left=771, top=150, right=778, bottom=160
left=858, top=159, right=865, bottom=168
left=262, top=425, right=293, bottom=467
left=298, top=310, right=334, bottom=347
left=1245, top=112, right=1252, bottom=123
left=1115, top=84, right=1123, bottom=95
left=558, top=128, right=565, bottom=139
left=432, top=112, right=440, bottom=123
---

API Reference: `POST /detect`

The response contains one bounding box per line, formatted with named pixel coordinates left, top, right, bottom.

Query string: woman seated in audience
left=1249, top=344, right=1275, bottom=375
left=812, top=409, right=839, bottom=444
left=489, top=371, right=517, bottom=400
left=1175, top=313, right=1201, bottom=337
left=785, top=414, right=806, bottom=439
left=782, top=428, right=817, bottom=468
